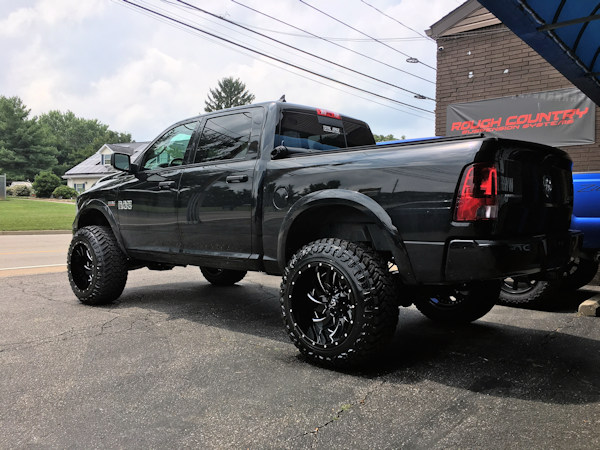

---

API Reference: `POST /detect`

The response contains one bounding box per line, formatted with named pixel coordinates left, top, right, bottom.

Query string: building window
left=74, top=183, right=86, bottom=193
left=102, top=154, right=112, bottom=165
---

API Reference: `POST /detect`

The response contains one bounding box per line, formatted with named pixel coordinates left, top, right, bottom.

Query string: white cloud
left=0, top=0, right=460, bottom=141
left=0, top=0, right=105, bottom=36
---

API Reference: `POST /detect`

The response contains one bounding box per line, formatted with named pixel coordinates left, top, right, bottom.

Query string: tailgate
left=492, top=139, right=574, bottom=236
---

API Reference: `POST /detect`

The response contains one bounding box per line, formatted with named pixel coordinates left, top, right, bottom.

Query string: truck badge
left=543, top=175, right=553, bottom=199
left=117, top=200, right=133, bottom=210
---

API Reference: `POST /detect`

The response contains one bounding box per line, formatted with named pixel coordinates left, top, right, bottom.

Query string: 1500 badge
left=117, top=200, right=133, bottom=210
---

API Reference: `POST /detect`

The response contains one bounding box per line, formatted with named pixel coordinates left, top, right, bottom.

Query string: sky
left=0, top=0, right=464, bottom=143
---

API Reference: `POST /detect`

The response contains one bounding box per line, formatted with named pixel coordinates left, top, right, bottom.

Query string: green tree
left=38, top=110, right=131, bottom=176
left=373, top=134, right=406, bottom=142
left=204, top=77, right=255, bottom=112
left=0, top=96, right=58, bottom=182
left=33, top=170, right=62, bottom=198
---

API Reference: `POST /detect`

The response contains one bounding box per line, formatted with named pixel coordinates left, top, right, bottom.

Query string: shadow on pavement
left=104, top=278, right=600, bottom=406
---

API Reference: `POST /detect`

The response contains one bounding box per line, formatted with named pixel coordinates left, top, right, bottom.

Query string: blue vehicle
left=500, top=172, right=600, bottom=305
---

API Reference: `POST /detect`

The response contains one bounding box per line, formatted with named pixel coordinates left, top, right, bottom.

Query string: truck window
left=195, top=112, right=253, bottom=163
left=141, top=121, right=199, bottom=170
left=274, top=111, right=375, bottom=151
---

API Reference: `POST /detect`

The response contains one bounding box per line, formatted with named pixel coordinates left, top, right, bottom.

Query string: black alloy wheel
left=200, top=267, right=247, bottom=286
left=67, top=225, right=128, bottom=305
left=281, top=239, right=398, bottom=367
left=414, top=281, right=500, bottom=323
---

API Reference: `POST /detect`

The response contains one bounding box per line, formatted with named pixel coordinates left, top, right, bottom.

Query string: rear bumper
left=444, top=231, right=582, bottom=282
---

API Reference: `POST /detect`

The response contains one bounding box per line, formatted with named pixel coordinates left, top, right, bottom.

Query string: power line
left=119, top=0, right=434, bottom=115
left=359, top=0, right=433, bottom=42
left=231, top=0, right=435, bottom=86
left=298, top=0, right=436, bottom=70
left=172, top=0, right=434, bottom=99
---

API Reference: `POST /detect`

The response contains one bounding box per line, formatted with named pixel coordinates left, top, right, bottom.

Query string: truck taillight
left=454, top=163, right=498, bottom=221
left=316, top=109, right=341, bottom=119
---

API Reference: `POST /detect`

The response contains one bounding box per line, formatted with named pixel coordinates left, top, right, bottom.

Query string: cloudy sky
left=0, top=0, right=463, bottom=142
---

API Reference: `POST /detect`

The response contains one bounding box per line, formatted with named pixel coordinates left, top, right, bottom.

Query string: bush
left=52, top=185, right=78, bottom=199
left=8, top=185, right=31, bottom=196
left=33, top=171, right=62, bottom=198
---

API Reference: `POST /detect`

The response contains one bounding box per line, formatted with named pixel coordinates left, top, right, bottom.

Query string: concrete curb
left=579, top=296, right=600, bottom=317
left=0, top=230, right=72, bottom=235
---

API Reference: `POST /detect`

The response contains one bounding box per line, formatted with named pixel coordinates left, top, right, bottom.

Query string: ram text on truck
left=67, top=100, right=581, bottom=366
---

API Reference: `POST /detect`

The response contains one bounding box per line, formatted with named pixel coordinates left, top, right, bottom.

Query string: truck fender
left=277, top=189, right=417, bottom=284
left=73, top=199, right=129, bottom=256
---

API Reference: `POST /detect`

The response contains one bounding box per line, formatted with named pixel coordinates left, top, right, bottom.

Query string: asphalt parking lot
left=1, top=253, right=599, bottom=449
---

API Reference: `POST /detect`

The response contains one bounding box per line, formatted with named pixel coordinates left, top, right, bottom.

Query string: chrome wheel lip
left=288, top=261, right=356, bottom=350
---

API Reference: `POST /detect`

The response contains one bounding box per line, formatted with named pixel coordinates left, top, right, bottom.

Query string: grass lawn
left=0, top=197, right=76, bottom=231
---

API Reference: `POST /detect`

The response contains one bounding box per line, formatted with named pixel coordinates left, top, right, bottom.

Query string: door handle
left=158, top=181, right=175, bottom=190
left=226, top=175, right=249, bottom=183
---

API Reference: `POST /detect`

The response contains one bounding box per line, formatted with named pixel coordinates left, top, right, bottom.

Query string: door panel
left=116, top=120, right=200, bottom=255
left=178, top=159, right=256, bottom=257
left=117, top=169, right=183, bottom=253
left=177, top=109, right=263, bottom=261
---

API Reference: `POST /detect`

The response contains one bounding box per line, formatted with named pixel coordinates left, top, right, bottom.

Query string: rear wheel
left=498, top=277, right=556, bottom=307
left=560, top=257, right=599, bottom=290
left=280, top=239, right=398, bottom=367
left=200, top=267, right=247, bottom=286
left=67, top=226, right=128, bottom=305
left=414, top=281, right=500, bottom=323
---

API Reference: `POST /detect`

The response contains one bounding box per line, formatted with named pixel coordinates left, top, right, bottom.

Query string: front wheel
left=200, top=267, right=246, bottom=286
left=67, top=226, right=128, bottom=305
left=280, top=239, right=399, bottom=367
left=414, top=281, right=500, bottom=324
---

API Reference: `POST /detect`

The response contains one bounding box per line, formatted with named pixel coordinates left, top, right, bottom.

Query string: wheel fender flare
left=74, top=199, right=128, bottom=256
left=277, top=189, right=416, bottom=283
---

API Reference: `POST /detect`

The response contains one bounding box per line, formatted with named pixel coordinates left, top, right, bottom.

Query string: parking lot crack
left=296, top=380, right=385, bottom=441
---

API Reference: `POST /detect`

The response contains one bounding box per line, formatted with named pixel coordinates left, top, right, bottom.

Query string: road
left=0, top=233, right=72, bottom=277
left=1, top=257, right=599, bottom=448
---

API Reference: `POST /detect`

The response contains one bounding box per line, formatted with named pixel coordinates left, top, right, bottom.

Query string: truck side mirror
left=111, top=152, right=138, bottom=174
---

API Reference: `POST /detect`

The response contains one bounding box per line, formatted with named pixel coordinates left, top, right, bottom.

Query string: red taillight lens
left=454, top=163, right=498, bottom=221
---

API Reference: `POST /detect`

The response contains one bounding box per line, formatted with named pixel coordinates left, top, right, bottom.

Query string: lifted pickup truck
left=67, top=100, right=580, bottom=366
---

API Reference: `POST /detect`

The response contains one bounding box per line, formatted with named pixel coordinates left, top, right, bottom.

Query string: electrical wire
left=359, top=0, right=433, bottom=42
left=119, top=0, right=434, bottom=115
left=112, top=0, right=433, bottom=120
left=231, top=0, right=435, bottom=86
left=298, top=0, right=436, bottom=70
left=173, top=0, right=434, bottom=98
left=156, top=0, right=432, bottom=99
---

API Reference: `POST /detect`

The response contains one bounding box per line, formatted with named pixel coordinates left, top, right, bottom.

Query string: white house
left=63, top=142, right=148, bottom=193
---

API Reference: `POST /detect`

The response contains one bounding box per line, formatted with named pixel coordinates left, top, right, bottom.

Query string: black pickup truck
left=68, top=100, right=580, bottom=366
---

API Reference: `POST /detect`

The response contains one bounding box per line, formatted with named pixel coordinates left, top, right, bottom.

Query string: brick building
left=427, top=0, right=600, bottom=172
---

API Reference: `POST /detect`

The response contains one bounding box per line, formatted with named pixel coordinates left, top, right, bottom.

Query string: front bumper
left=444, top=231, right=583, bottom=282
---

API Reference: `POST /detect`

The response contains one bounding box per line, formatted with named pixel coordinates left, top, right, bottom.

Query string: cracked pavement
left=1, top=266, right=600, bottom=448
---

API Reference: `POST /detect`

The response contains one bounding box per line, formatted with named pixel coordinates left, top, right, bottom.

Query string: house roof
left=426, top=0, right=500, bottom=39
left=63, top=142, right=149, bottom=178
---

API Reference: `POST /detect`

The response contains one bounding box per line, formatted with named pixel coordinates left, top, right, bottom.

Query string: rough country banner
left=446, top=88, right=595, bottom=146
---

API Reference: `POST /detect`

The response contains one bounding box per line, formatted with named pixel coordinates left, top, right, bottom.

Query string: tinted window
left=142, top=121, right=199, bottom=170
left=275, top=112, right=346, bottom=151
left=344, top=119, right=376, bottom=147
left=195, top=113, right=253, bottom=163
left=274, top=111, right=375, bottom=151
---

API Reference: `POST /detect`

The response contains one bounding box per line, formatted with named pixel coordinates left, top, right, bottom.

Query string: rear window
left=274, top=111, right=374, bottom=151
